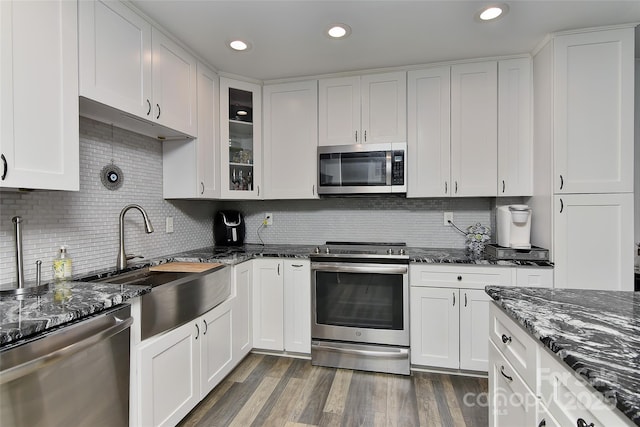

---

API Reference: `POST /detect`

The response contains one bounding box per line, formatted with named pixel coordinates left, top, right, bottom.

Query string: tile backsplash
left=1, top=118, right=510, bottom=287
left=0, top=118, right=217, bottom=286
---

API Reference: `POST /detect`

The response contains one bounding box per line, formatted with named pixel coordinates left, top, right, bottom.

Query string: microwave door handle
left=386, top=151, right=392, bottom=186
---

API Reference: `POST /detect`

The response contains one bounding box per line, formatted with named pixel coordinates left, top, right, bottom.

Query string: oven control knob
left=325, top=247, right=331, bottom=254
left=387, top=248, right=394, bottom=255
left=314, top=247, right=320, bottom=254
left=399, top=248, right=405, bottom=255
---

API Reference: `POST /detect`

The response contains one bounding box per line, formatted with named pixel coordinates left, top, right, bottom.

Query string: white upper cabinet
left=263, top=80, right=318, bottom=199
left=151, top=28, right=197, bottom=137
left=451, top=61, right=498, bottom=197
left=163, top=62, right=219, bottom=199
left=498, top=58, right=532, bottom=197
left=407, top=67, right=451, bottom=197
left=220, top=78, right=262, bottom=199
left=0, top=0, right=79, bottom=191
left=553, top=28, right=634, bottom=194
left=319, top=72, right=406, bottom=146
left=79, top=0, right=197, bottom=139
left=79, top=0, right=151, bottom=120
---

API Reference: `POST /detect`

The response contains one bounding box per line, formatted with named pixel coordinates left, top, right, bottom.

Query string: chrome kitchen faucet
left=117, top=204, right=154, bottom=271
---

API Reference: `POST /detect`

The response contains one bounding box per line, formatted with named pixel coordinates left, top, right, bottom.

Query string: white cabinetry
left=531, top=26, right=636, bottom=290
left=450, top=61, right=497, bottom=196
left=498, top=57, right=532, bottom=196
left=407, top=67, right=451, bottom=197
left=284, top=261, right=311, bottom=354
left=163, top=62, right=220, bottom=199
left=252, top=259, right=284, bottom=350
left=252, top=259, right=311, bottom=354
left=1, top=0, right=79, bottom=191
left=220, top=78, right=262, bottom=199
left=263, top=80, right=318, bottom=199
left=318, top=72, right=406, bottom=146
left=200, top=300, right=234, bottom=397
left=79, top=0, right=197, bottom=139
left=515, top=267, right=553, bottom=288
left=233, top=261, right=253, bottom=360
left=409, top=265, right=511, bottom=371
left=553, top=193, right=634, bottom=290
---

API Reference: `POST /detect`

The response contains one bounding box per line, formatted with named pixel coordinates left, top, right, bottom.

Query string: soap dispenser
left=53, top=246, right=72, bottom=281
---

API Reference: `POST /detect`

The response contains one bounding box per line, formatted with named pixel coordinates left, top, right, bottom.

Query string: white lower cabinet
left=134, top=263, right=251, bottom=427
left=409, top=265, right=511, bottom=372
left=252, top=259, right=311, bottom=354
left=489, top=303, right=634, bottom=427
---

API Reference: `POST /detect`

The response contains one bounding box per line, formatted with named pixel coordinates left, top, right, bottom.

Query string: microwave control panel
left=392, top=150, right=405, bottom=185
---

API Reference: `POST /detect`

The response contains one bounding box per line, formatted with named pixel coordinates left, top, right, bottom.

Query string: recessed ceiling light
left=229, top=40, right=250, bottom=51
left=326, top=24, right=351, bottom=39
left=476, top=4, right=509, bottom=22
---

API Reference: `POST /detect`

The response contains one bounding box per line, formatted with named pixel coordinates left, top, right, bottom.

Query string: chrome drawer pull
left=538, top=419, right=546, bottom=427
left=501, top=334, right=512, bottom=344
left=576, top=418, right=595, bottom=427
left=500, top=365, right=513, bottom=382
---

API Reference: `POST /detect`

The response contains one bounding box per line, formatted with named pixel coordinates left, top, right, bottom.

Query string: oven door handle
left=314, top=343, right=409, bottom=359
left=311, top=262, right=408, bottom=275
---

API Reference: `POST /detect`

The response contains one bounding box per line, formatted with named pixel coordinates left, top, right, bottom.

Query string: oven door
left=311, top=261, right=409, bottom=347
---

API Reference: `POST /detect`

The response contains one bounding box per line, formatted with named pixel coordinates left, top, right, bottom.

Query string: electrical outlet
left=444, top=211, right=453, bottom=226
left=166, top=217, right=174, bottom=233
left=264, top=212, right=273, bottom=226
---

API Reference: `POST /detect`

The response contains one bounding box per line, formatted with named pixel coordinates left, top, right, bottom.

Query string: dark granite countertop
left=0, top=281, right=150, bottom=347
left=486, top=286, right=640, bottom=426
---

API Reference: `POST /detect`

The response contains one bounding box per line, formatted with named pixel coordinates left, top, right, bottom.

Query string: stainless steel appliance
left=1, top=304, right=132, bottom=426
left=317, top=142, right=406, bottom=195
left=214, top=210, right=245, bottom=246
left=310, top=242, right=410, bottom=375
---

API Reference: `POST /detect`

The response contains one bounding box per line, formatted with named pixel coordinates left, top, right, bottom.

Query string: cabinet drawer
left=489, top=303, right=538, bottom=392
left=410, top=265, right=513, bottom=289
left=488, top=341, right=537, bottom=427
left=515, top=267, right=553, bottom=288
left=539, top=348, right=635, bottom=427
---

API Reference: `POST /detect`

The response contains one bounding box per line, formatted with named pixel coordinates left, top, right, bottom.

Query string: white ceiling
left=131, top=0, right=640, bottom=82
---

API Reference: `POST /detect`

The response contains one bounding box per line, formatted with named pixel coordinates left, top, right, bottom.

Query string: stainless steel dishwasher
left=0, top=304, right=133, bottom=427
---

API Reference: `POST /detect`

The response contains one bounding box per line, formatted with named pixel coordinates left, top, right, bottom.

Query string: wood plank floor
left=179, top=354, right=488, bottom=427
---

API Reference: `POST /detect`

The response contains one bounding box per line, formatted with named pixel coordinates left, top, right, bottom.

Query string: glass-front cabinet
left=220, top=77, right=262, bottom=199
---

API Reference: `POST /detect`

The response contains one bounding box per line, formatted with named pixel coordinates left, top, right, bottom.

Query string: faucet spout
left=117, top=204, right=154, bottom=271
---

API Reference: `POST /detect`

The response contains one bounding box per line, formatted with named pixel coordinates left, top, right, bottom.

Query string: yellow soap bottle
left=53, top=246, right=72, bottom=281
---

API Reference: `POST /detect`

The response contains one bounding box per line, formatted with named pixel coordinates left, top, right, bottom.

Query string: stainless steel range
left=310, top=242, right=410, bottom=375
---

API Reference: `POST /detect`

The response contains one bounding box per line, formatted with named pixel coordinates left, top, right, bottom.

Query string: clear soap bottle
left=53, top=246, right=72, bottom=281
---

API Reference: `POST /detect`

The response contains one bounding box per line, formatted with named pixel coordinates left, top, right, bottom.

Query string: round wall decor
left=100, top=163, right=124, bottom=190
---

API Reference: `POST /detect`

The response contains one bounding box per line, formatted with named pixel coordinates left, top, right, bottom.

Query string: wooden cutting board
left=149, top=262, right=224, bottom=273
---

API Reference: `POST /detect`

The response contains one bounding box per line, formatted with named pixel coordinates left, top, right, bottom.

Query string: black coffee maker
left=214, top=210, right=245, bottom=246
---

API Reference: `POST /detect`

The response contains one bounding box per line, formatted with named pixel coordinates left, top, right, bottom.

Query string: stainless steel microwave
left=317, top=143, right=406, bottom=195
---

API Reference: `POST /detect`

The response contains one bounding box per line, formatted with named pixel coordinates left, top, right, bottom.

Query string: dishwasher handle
left=0, top=315, right=133, bottom=385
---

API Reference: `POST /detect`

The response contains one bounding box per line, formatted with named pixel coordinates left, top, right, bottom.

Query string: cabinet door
left=498, top=58, right=532, bottom=197
left=200, top=300, right=233, bottom=397
left=78, top=0, right=152, bottom=119
left=284, top=260, right=311, bottom=354
left=488, top=342, right=537, bottom=427
left=0, top=0, right=79, bottom=191
left=409, top=287, right=459, bottom=369
left=554, top=193, right=634, bottom=291
left=162, top=63, right=219, bottom=199
left=263, top=80, right=318, bottom=199
left=459, top=289, right=491, bottom=372
left=554, top=28, right=634, bottom=194
left=252, top=259, right=284, bottom=351
left=220, top=78, right=263, bottom=199
left=233, top=261, right=253, bottom=361
left=361, top=72, right=406, bottom=144
left=451, top=61, right=497, bottom=196
left=151, top=28, right=197, bottom=137
left=407, top=67, right=451, bottom=197
left=137, top=321, right=200, bottom=427
left=318, top=76, right=360, bottom=146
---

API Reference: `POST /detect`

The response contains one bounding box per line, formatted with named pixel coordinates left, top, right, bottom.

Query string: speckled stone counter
left=0, top=281, right=150, bottom=347
left=486, top=286, right=640, bottom=426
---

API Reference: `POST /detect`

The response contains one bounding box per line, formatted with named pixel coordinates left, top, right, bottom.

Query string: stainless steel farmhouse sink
left=81, top=265, right=231, bottom=339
